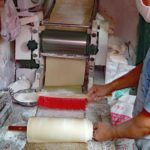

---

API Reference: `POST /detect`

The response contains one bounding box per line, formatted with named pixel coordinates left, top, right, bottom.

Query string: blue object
left=133, top=48, right=150, bottom=116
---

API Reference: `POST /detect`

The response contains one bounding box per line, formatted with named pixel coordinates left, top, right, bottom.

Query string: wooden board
left=24, top=143, right=87, bottom=150
left=46, top=0, right=94, bottom=31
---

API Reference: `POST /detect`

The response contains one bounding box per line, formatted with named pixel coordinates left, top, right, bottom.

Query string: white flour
left=14, top=92, right=39, bottom=103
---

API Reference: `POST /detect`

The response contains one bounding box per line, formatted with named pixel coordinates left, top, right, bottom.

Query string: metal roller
left=40, top=30, right=89, bottom=55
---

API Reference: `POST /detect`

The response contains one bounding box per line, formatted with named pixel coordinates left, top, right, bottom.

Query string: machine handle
left=8, top=126, right=27, bottom=131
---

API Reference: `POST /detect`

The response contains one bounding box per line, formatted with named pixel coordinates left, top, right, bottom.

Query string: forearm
left=88, top=63, right=143, bottom=98
left=112, top=109, right=150, bottom=139
left=107, top=63, right=143, bottom=93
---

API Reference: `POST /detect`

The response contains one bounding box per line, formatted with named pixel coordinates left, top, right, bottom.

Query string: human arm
left=93, top=109, right=150, bottom=141
left=88, top=63, right=143, bottom=98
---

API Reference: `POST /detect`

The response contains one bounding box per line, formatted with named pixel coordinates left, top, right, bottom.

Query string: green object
left=136, top=16, right=150, bottom=65
left=24, top=40, right=39, bottom=69
left=86, top=44, right=99, bottom=55
left=114, top=88, right=131, bottom=99
left=20, top=60, right=39, bottom=69
left=27, top=40, right=38, bottom=51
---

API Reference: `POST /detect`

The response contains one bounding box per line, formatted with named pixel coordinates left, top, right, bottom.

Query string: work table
left=0, top=102, right=36, bottom=150
left=0, top=68, right=115, bottom=150
left=0, top=98, right=115, bottom=150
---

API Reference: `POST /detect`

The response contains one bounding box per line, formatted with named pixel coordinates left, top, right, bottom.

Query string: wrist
left=106, top=83, right=115, bottom=94
left=111, top=126, right=117, bottom=140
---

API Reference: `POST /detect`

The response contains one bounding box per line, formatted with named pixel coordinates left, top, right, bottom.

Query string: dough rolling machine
left=12, top=0, right=101, bottom=93
left=40, top=0, right=99, bottom=92
left=0, top=1, right=116, bottom=149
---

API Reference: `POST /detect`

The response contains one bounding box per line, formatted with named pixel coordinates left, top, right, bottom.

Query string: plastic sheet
left=0, top=39, right=15, bottom=90
left=1, top=0, right=21, bottom=41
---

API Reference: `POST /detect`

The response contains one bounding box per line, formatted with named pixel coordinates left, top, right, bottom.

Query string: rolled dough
left=45, top=57, right=86, bottom=87
left=27, top=117, right=93, bottom=143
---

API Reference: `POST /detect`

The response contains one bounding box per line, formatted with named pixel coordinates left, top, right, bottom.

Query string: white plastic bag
left=16, top=68, right=36, bottom=84
left=1, top=0, right=21, bottom=41
left=111, top=95, right=136, bottom=150
left=105, top=61, right=136, bottom=149
left=105, top=61, right=135, bottom=84
left=0, top=38, right=15, bottom=90
left=8, top=77, right=31, bottom=93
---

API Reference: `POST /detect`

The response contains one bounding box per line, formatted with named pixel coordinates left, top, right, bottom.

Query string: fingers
left=88, top=86, right=96, bottom=97
left=93, top=122, right=99, bottom=140
left=88, top=85, right=101, bottom=99
left=94, top=130, right=101, bottom=141
left=93, top=126, right=100, bottom=141
left=93, top=130, right=97, bottom=141
left=93, top=122, right=103, bottom=141
left=88, top=94, right=97, bottom=101
left=93, top=122, right=113, bottom=142
left=88, top=84, right=106, bottom=101
left=94, top=122, right=99, bottom=129
left=93, top=130, right=98, bottom=141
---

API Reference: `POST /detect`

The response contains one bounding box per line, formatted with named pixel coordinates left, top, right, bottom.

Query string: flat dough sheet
left=46, top=0, right=94, bottom=31
left=24, top=143, right=87, bottom=150
left=45, top=57, right=86, bottom=87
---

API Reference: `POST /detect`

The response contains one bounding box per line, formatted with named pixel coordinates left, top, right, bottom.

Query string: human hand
left=93, top=122, right=115, bottom=142
left=88, top=84, right=112, bottom=100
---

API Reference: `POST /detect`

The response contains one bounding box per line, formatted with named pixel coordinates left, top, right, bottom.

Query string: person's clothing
left=135, top=138, right=150, bottom=150
left=133, top=48, right=150, bottom=145
left=133, top=48, right=150, bottom=117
